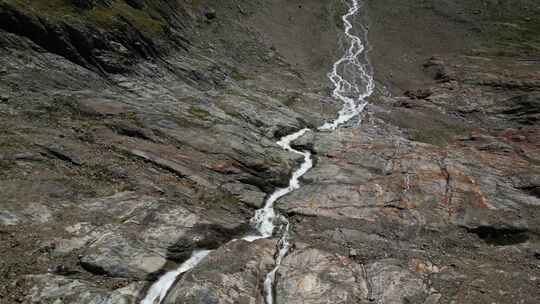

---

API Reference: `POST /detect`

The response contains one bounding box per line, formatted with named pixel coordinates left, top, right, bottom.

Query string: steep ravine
left=144, top=1, right=372, bottom=302
left=1, top=1, right=540, bottom=303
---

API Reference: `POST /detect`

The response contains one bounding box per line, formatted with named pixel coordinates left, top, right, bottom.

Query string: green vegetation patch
left=230, top=68, right=249, bottom=81
left=5, top=0, right=165, bottom=34
left=188, top=106, right=211, bottom=120
left=481, top=18, right=540, bottom=56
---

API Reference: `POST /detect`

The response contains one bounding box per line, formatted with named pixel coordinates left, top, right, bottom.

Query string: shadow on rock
left=145, top=222, right=251, bottom=281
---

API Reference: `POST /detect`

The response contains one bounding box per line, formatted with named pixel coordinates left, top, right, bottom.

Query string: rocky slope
left=0, top=0, right=539, bottom=303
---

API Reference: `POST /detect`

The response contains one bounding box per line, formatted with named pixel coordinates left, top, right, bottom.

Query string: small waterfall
left=263, top=218, right=291, bottom=304
left=243, top=128, right=313, bottom=242
left=262, top=0, right=375, bottom=303
left=241, top=129, right=313, bottom=304
left=139, top=0, right=374, bottom=303
left=140, top=250, right=211, bottom=304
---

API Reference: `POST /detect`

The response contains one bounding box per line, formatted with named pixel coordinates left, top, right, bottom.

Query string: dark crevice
left=79, top=260, right=109, bottom=277
left=143, top=222, right=251, bottom=283
left=466, top=226, right=530, bottom=246
left=165, top=223, right=251, bottom=263
left=0, top=2, right=170, bottom=75
left=41, top=147, right=82, bottom=166
left=517, top=186, right=540, bottom=199
left=110, top=125, right=154, bottom=142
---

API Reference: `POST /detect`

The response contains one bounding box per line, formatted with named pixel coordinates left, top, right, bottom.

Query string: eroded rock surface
left=1, top=0, right=539, bottom=304
left=163, top=239, right=276, bottom=304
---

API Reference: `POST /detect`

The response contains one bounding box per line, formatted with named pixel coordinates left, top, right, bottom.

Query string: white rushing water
left=140, top=0, right=374, bottom=303
left=243, top=129, right=312, bottom=304
left=263, top=219, right=290, bottom=304
left=243, top=128, right=313, bottom=242
left=140, top=250, right=211, bottom=304
left=319, top=0, right=374, bottom=131
left=260, top=1, right=375, bottom=303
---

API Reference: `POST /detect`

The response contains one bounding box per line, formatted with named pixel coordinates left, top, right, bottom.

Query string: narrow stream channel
left=140, top=1, right=374, bottom=303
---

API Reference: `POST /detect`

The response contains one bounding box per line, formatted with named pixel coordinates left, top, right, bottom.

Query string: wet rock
left=291, top=129, right=315, bottom=151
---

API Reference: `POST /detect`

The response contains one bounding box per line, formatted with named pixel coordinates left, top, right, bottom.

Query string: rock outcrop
left=0, top=0, right=539, bottom=304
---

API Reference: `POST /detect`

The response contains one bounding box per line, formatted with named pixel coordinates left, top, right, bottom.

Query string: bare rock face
left=163, top=239, right=276, bottom=304
left=276, top=248, right=370, bottom=304
left=276, top=249, right=428, bottom=304
left=366, top=260, right=427, bottom=304
left=23, top=274, right=143, bottom=304
left=1, top=0, right=540, bottom=303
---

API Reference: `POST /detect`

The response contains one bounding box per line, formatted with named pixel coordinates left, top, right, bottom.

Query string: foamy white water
left=262, top=1, right=375, bottom=303
left=319, top=0, right=374, bottom=130
left=243, top=129, right=312, bottom=304
left=140, top=250, right=211, bottom=304
left=263, top=219, right=291, bottom=304
left=243, top=128, right=313, bottom=242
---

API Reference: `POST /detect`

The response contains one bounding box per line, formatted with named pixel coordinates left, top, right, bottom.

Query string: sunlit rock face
left=1, top=1, right=540, bottom=304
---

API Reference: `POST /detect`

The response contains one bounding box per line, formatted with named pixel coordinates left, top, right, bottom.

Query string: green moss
left=189, top=106, right=211, bottom=120
left=169, top=115, right=200, bottom=128
left=409, top=129, right=458, bottom=147
left=222, top=194, right=242, bottom=205
left=6, top=0, right=165, bottom=35
left=123, top=112, right=145, bottom=127
left=477, top=9, right=540, bottom=56
left=219, top=107, right=243, bottom=120
left=230, top=68, right=249, bottom=81
left=379, top=109, right=469, bottom=147
left=189, top=0, right=204, bottom=9
left=333, top=0, right=348, bottom=30
left=481, top=24, right=540, bottom=55
left=282, top=93, right=302, bottom=107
